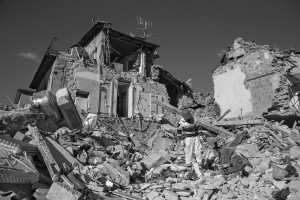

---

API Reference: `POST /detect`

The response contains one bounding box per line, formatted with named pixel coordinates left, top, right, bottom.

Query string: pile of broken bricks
left=2, top=92, right=300, bottom=200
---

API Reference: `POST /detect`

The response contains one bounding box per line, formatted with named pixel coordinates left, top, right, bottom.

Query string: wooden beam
left=151, top=98, right=182, bottom=115
left=215, top=119, right=263, bottom=126
left=197, top=120, right=234, bottom=138
left=152, top=99, right=233, bottom=137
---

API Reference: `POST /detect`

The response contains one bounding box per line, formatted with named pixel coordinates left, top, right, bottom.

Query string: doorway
left=117, top=81, right=130, bottom=117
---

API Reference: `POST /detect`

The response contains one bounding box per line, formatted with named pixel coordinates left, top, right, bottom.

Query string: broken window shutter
left=99, top=84, right=109, bottom=115
left=128, top=83, right=134, bottom=117
left=112, top=79, right=118, bottom=116
left=109, top=79, right=118, bottom=116
left=151, top=93, right=157, bottom=115
left=108, top=81, right=113, bottom=116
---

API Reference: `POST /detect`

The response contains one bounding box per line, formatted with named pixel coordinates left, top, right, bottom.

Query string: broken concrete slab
left=33, top=188, right=49, bottom=200
left=141, top=150, right=171, bottom=169
left=46, top=182, right=81, bottom=200
left=44, top=136, right=81, bottom=170
left=56, top=88, right=83, bottom=131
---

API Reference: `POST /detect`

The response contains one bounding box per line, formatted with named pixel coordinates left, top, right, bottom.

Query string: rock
left=240, top=178, right=249, bottom=187
left=273, top=180, right=286, bottom=190
left=141, top=150, right=170, bottom=169
left=132, top=193, right=142, bottom=198
left=287, top=195, right=300, bottom=200
left=254, top=160, right=270, bottom=174
left=201, top=184, right=215, bottom=190
left=163, top=190, right=178, bottom=200
left=259, top=187, right=273, bottom=196
left=164, top=182, right=171, bottom=188
left=147, top=191, right=160, bottom=200
left=46, top=182, right=81, bottom=200
left=290, top=146, right=300, bottom=160
left=100, top=162, right=130, bottom=186
left=33, top=188, right=49, bottom=200
left=140, top=183, right=151, bottom=191
left=180, top=197, right=189, bottom=200
left=249, top=180, right=257, bottom=190
left=172, top=183, right=188, bottom=190
left=149, top=185, right=164, bottom=190
left=154, top=195, right=165, bottom=200
left=209, top=176, right=225, bottom=187
left=195, top=188, right=205, bottom=199
left=272, top=164, right=288, bottom=180
left=287, top=179, right=300, bottom=192
left=176, top=191, right=190, bottom=197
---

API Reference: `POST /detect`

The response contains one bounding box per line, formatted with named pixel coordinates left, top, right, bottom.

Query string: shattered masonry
left=28, top=21, right=202, bottom=120
left=2, top=21, right=300, bottom=200
left=213, top=38, right=300, bottom=120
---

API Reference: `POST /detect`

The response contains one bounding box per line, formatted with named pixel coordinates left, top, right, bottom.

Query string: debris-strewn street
left=1, top=20, right=300, bottom=200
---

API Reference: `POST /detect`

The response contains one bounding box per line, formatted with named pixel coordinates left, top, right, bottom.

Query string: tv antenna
left=135, top=16, right=154, bottom=41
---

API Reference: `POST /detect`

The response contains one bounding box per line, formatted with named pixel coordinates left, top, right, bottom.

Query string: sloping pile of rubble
left=1, top=92, right=300, bottom=200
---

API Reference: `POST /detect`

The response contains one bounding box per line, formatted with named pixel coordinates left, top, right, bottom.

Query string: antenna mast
left=135, top=16, right=154, bottom=41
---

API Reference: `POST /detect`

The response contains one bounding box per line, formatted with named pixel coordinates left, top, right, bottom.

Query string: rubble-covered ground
left=2, top=101, right=300, bottom=200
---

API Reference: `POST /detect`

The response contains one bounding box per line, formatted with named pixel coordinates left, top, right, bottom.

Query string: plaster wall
left=213, top=65, right=253, bottom=118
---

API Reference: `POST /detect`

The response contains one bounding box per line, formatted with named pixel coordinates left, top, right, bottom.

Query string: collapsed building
left=24, top=22, right=201, bottom=121
left=3, top=23, right=300, bottom=200
left=213, top=38, right=300, bottom=124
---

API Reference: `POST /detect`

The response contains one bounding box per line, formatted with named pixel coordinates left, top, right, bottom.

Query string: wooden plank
left=100, top=83, right=110, bottom=114
left=197, top=120, right=234, bottom=137
left=152, top=99, right=233, bottom=137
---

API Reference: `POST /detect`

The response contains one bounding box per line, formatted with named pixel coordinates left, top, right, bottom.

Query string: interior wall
left=213, top=65, right=253, bottom=118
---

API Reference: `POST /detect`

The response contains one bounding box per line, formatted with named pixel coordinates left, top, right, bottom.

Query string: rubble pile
left=2, top=20, right=300, bottom=200
left=1, top=97, right=300, bottom=200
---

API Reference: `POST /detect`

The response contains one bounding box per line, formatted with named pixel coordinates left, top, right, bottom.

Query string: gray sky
left=0, top=0, right=300, bottom=105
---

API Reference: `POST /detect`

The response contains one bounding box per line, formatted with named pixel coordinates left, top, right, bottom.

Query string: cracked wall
left=212, top=38, right=293, bottom=118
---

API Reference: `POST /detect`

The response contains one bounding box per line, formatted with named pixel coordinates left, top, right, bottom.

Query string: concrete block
left=44, top=136, right=80, bottom=170
left=290, top=146, right=300, bottom=160
left=33, top=188, right=49, bottom=200
left=141, top=150, right=170, bottom=169
left=56, top=88, right=83, bottom=131
left=46, top=182, right=81, bottom=200
left=13, top=132, right=26, bottom=141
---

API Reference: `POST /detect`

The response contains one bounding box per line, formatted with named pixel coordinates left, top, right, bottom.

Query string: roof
left=14, top=89, right=36, bottom=104
left=29, top=51, right=57, bottom=89
left=76, top=22, right=160, bottom=50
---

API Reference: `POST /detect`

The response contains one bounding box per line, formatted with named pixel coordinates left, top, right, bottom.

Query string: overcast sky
left=0, top=0, right=300, bottom=105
